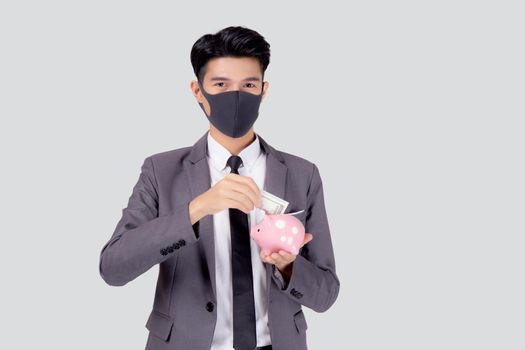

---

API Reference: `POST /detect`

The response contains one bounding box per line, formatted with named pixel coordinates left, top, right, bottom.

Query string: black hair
left=190, top=26, right=271, bottom=83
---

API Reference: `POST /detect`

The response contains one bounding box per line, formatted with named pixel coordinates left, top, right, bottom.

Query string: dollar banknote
left=260, top=190, right=289, bottom=215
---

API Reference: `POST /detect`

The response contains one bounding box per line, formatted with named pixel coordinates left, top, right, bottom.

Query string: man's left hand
left=259, top=233, right=313, bottom=281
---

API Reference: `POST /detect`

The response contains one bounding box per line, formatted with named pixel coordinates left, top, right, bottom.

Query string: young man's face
left=191, top=56, right=269, bottom=117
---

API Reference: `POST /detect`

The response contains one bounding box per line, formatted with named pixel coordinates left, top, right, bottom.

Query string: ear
left=190, top=80, right=204, bottom=103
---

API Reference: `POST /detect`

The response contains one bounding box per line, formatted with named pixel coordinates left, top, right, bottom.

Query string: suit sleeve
left=270, top=163, right=340, bottom=312
left=99, top=156, right=200, bottom=286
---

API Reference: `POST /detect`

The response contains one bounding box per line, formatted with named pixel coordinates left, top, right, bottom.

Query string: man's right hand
left=188, top=173, right=262, bottom=225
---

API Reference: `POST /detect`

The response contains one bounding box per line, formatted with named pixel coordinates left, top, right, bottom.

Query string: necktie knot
left=227, top=155, right=243, bottom=174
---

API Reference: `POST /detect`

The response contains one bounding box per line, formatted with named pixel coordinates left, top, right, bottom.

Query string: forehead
left=204, top=56, right=262, bottom=81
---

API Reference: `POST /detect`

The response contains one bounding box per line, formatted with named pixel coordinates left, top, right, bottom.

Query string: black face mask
left=197, top=81, right=264, bottom=138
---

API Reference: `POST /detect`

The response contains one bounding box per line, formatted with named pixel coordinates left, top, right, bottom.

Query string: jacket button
left=206, top=301, right=215, bottom=312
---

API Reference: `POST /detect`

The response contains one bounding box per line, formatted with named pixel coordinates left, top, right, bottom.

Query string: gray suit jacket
left=99, top=131, right=340, bottom=350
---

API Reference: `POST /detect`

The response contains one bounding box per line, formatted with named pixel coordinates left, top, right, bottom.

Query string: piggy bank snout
left=250, top=223, right=265, bottom=239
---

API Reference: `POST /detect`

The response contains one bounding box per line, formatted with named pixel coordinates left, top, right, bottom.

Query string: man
left=99, top=26, right=339, bottom=350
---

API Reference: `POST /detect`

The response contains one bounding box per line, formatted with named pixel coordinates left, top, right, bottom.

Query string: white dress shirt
left=206, top=131, right=272, bottom=349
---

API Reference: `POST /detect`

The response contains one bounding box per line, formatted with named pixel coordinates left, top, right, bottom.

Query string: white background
left=1, top=1, right=524, bottom=349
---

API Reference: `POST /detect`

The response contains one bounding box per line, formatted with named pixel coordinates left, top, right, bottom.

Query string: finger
left=300, top=233, right=314, bottom=248
left=224, top=198, right=251, bottom=214
left=260, top=250, right=271, bottom=262
left=224, top=191, right=254, bottom=213
left=278, top=250, right=296, bottom=261
left=277, top=252, right=295, bottom=266
left=227, top=174, right=261, bottom=207
left=228, top=183, right=260, bottom=210
left=237, top=185, right=261, bottom=210
left=229, top=173, right=261, bottom=199
left=264, top=256, right=276, bottom=265
left=260, top=249, right=273, bottom=261
left=271, top=252, right=289, bottom=266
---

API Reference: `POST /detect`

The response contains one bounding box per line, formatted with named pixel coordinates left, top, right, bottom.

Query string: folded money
left=260, top=190, right=289, bottom=215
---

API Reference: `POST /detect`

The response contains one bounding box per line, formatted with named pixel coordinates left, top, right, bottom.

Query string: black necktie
left=227, top=155, right=257, bottom=350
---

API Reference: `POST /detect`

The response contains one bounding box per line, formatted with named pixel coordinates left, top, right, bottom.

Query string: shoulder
left=258, top=132, right=322, bottom=186
left=148, top=146, right=193, bottom=164
left=272, top=148, right=321, bottom=188
left=276, top=149, right=315, bottom=172
left=141, top=146, right=194, bottom=180
left=259, top=133, right=317, bottom=177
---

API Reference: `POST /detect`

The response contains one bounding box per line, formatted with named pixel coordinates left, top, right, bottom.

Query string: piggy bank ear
left=254, top=207, right=267, bottom=225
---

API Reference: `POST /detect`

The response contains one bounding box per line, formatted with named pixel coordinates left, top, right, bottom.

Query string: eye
left=257, top=229, right=260, bottom=232
left=245, top=83, right=256, bottom=88
left=214, top=82, right=225, bottom=87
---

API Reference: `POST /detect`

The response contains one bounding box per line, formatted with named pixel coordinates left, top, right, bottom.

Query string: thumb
left=301, top=233, right=314, bottom=247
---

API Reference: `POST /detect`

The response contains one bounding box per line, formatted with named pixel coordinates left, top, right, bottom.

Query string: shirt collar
left=207, top=131, right=262, bottom=173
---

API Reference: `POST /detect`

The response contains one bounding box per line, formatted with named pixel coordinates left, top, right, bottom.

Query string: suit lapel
left=184, top=131, right=217, bottom=298
left=258, top=134, right=288, bottom=302
left=258, top=133, right=287, bottom=201
left=184, top=130, right=288, bottom=301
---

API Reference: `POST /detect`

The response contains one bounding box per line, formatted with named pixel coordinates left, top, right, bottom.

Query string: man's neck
left=209, top=126, right=256, bottom=156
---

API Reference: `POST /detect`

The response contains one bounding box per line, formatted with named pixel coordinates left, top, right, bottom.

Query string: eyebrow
left=209, top=76, right=261, bottom=82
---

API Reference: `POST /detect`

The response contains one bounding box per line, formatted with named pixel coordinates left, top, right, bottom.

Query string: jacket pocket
left=293, top=309, right=308, bottom=333
left=286, top=208, right=307, bottom=225
left=145, top=309, right=174, bottom=341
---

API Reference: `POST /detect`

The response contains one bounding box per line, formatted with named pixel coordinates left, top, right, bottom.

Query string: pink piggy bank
left=250, top=211, right=308, bottom=255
